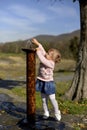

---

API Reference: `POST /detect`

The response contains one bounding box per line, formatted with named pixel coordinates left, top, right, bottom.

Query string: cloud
left=0, top=2, right=79, bottom=42
left=8, top=4, right=48, bottom=24
left=0, top=4, right=49, bottom=42
left=48, top=5, right=78, bottom=18
left=0, top=3, right=49, bottom=30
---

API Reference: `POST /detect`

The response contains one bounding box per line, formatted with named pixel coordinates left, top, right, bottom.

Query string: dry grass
left=0, top=54, right=26, bottom=79
left=0, top=54, right=76, bottom=80
left=55, top=59, right=76, bottom=72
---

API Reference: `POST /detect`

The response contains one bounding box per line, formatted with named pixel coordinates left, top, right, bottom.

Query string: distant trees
left=0, top=38, right=79, bottom=59
left=0, top=41, right=26, bottom=54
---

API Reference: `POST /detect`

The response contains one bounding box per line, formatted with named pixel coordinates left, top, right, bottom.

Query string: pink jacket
left=36, top=44, right=55, bottom=81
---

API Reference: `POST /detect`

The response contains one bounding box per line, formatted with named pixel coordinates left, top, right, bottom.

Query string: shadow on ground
left=0, top=95, right=72, bottom=130
left=0, top=100, right=86, bottom=130
left=0, top=92, right=87, bottom=129
left=0, top=101, right=26, bottom=119
left=0, top=79, right=26, bottom=89
left=17, top=114, right=66, bottom=130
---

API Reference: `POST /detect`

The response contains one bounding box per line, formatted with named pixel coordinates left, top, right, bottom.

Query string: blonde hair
left=48, top=48, right=61, bottom=63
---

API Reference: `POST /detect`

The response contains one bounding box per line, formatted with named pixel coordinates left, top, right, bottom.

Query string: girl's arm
left=37, top=50, right=54, bottom=69
left=31, top=38, right=40, bottom=46
left=31, top=38, right=54, bottom=68
left=31, top=38, right=46, bottom=55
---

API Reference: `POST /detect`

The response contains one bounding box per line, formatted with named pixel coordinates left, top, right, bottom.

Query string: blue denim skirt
left=36, top=79, right=55, bottom=95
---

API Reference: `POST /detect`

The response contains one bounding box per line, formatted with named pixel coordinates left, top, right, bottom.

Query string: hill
left=35, top=29, right=80, bottom=43
left=0, top=29, right=80, bottom=59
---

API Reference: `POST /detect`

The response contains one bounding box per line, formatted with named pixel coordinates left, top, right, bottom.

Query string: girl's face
left=45, top=49, right=61, bottom=63
left=45, top=51, right=53, bottom=60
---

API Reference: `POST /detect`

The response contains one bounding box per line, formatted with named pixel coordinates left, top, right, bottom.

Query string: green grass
left=55, top=81, right=87, bottom=115
left=59, top=100, right=87, bottom=115
left=36, top=92, right=42, bottom=108
left=55, top=81, right=71, bottom=96
left=11, top=86, right=26, bottom=98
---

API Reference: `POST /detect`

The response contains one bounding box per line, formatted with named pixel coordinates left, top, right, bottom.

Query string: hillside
left=0, top=29, right=80, bottom=59
left=35, top=29, right=80, bottom=43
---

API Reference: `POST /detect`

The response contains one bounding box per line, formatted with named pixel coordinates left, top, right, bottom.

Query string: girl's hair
left=48, top=48, right=61, bottom=63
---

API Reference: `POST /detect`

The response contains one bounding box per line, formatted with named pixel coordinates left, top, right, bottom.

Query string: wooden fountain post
left=22, top=48, right=36, bottom=124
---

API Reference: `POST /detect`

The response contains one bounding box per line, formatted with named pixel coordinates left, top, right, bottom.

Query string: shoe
left=43, top=112, right=49, bottom=119
left=55, top=111, right=61, bottom=121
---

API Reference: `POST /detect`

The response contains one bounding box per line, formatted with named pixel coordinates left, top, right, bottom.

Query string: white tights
left=41, top=93, right=60, bottom=115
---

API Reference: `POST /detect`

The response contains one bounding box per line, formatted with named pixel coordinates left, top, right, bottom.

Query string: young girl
left=31, top=38, right=61, bottom=121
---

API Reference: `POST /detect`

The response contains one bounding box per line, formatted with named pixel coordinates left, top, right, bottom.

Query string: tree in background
left=69, top=36, right=79, bottom=60
left=37, top=0, right=87, bottom=101
left=64, top=0, right=87, bottom=101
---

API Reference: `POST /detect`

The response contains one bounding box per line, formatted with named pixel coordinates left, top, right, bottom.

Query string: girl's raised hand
left=31, top=38, right=39, bottom=46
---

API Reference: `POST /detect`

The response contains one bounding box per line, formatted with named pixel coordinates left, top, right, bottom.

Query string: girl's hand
left=31, top=38, right=40, bottom=46
left=36, top=47, right=41, bottom=51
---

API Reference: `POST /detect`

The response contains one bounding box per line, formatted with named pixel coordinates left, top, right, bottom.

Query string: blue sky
left=0, top=0, right=80, bottom=43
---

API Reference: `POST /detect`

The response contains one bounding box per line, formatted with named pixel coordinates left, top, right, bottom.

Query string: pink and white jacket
left=36, top=44, right=55, bottom=81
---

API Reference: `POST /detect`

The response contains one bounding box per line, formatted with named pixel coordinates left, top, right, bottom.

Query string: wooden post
left=22, top=49, right=36, bottom=124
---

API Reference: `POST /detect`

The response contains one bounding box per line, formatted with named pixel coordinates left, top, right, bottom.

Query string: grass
left=11, top=86, right=26, bottom=99
left=55, top=59, right=76, bottom=72
left=0, top=53, right=87, bottom=116
left=59, top=99, right=87, bottom=115
left=55, top=81, right=87, bottom=115
left=0, top=53, right=26, bottom=79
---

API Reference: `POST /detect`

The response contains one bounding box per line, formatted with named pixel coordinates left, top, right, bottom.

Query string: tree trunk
left=64, top=0, right=87, bottom=101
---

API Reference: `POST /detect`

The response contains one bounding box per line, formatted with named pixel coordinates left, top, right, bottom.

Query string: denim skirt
left=36, top=79, right=55, bottom=95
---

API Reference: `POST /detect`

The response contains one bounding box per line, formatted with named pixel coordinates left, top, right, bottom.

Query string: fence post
left=22, top=48, right=36, bottom=124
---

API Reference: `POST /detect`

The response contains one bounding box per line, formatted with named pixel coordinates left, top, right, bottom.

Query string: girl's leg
left=41, top=93, right=49, bottom=118
left=49, top=94, right=61, bottom=121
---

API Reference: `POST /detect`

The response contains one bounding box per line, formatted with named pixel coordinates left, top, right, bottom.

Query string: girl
left=31, top=38, right=61, bottom=121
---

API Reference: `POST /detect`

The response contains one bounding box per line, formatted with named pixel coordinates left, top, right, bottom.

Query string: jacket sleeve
left=36, top=49, right=54, bottom=69
left=38, top=44, right=46, bottom=56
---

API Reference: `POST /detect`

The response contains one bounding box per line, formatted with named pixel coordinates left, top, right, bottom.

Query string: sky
left=0, top=0, right=80, bottom=43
